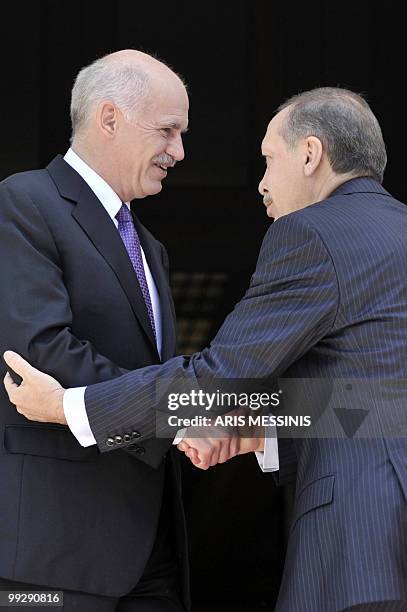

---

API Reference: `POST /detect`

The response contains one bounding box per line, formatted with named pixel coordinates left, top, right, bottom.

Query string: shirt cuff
left=173, top=428, right=187, bottom=445
left=63, top=386, right=97, bottom=447
left=255, top=423, right=279, bottom=472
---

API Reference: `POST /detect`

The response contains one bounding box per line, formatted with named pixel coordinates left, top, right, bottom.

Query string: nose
left=258, top=171, right=267, bottom=196
left=167, top=134, right=185, bottom=162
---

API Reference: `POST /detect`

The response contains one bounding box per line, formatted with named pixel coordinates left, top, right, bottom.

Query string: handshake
left=176, top=416, right=265, bottom=470
left=2, top=352, right=266, bottom=468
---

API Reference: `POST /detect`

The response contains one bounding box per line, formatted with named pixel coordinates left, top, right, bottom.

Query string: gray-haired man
left=0, top=50, right=189, bottom=611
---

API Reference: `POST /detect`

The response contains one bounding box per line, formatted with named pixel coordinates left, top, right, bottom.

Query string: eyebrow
left=161, top=121, right=189, bottom=134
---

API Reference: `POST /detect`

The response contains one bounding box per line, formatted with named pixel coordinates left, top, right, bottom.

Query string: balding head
left=70, top=49, right=186, bottom=140
left=69, top=50, right=189, bottom=202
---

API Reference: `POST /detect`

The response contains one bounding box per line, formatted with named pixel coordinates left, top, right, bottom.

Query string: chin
left=143, top=182, right=163, bottom=197
left=151, top=181, right=163, bottom=194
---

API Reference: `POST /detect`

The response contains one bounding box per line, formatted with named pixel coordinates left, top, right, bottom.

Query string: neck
left=71, top=140, right=123, bottom=198
left=71, top=141, right=107, bottom=180
left=313, top=169, right=358, bottom=204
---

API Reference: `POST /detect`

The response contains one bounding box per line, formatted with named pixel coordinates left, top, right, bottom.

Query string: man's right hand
left=178, top=426, right=265, bottom=470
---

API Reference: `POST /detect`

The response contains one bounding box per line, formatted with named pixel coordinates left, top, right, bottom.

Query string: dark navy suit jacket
left=0, top=156, right=189, bottom=607
left=85, top=177, right=407, bottom=610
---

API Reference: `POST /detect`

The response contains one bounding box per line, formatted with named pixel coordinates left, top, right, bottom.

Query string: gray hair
left=70, top=55, right=151, bottom=139
left=278, top=87, right=387, bottom=183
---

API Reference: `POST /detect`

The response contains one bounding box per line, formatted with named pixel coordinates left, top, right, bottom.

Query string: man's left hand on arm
left=3, top=350, right=67, bottom=424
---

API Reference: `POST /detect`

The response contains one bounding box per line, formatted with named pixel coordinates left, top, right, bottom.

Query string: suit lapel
left=133, top=212, right=176, bottom=361
left=47, top=155, right=159, bottom=356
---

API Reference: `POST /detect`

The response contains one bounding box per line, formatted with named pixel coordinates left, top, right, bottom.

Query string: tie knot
left=116, top=203, right=132, bottom=225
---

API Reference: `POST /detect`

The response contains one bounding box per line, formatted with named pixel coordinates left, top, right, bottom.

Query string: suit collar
left=63, top=148, right=123, bottom=221
left=329, top=176, right=392, bottom=199
left=46, top=154, right=84, bottom=202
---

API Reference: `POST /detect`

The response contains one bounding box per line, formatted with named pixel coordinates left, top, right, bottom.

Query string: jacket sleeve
left=0, top=182, right=129, bottom=388
left=85, top=212, right=339, bottom=459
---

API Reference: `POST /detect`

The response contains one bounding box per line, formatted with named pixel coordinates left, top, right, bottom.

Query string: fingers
left=177, top=441, right=189, bottom=453
left=180, top=438, right=212, bottom=470
left=186, top=447, right=201, bottom=466
left=3, top=351, right=35, bottom=381
left=4, top=371, right=17, bottom=391
left=177, top=440, right=201, bottom=465
left=209, top=437, right=239, bottom=466
left=3, top=371, right=19, bottom=403
left=195, top=440, right=218, bottom=470
left=178, top=428, right=242, bottom=470
left=209, top=442, right=221, bottom=467
left=177, top=442, right=200, bottom=464
left=178, top=436, right=241, bottom=470
left=217, top=437, right=238, bottom=464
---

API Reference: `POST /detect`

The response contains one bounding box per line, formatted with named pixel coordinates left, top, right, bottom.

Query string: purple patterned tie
left=116, top=204, right=156, bottom=339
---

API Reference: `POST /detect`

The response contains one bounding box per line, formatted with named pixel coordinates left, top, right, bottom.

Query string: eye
left=160, top=127, right=171, bottom=136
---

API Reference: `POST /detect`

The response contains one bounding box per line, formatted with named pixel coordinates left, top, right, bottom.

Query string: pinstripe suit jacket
left=85, top=177, right=407, bottom=611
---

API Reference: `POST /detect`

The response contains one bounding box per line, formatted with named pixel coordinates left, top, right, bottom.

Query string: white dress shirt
left=255, top=422, right=279, bottom=472
left=62, top=149, right=279, bottom=471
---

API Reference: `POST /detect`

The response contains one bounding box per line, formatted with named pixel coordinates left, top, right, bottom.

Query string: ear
left=97, top=102, right=118, bottom=137
left=303, top=136, right=323, bottom=176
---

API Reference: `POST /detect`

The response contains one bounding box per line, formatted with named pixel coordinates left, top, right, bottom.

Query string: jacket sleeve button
left=106, top=437, right=115, bottom=446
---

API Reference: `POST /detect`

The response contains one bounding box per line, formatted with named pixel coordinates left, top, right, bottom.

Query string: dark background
left=1, top=2, right=404, bottom=610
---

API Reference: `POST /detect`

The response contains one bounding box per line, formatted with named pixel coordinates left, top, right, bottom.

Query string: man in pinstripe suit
left=4, top=88, right=407, bottom=611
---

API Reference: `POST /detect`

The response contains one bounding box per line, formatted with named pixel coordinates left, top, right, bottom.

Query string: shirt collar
left=63, top=148, right=130, bottom=220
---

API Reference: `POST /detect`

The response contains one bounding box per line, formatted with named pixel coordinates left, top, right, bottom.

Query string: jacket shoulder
left=0, top=169, right=55, bottom=199
left=0, top=169, right=61, bottom=217
left=296, top=187, right=405, bottom=227
left=1, top=168, right=52, bottom=195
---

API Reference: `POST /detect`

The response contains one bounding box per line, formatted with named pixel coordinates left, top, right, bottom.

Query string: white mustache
left=263, top=196, right=272, bottom=206
left=152, top=154, right=176, bottom=168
